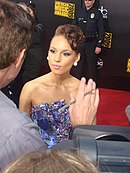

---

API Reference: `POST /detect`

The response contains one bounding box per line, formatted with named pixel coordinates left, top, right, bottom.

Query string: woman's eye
left=50, top=49, right=56, bottom=54
left=62, top=52, right=70, bottom=56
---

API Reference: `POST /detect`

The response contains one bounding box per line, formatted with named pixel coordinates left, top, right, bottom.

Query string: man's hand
left=69, top=78, right=99, bottom=127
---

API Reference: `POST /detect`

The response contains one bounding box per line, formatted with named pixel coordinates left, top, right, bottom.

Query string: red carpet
left=97, top=88, right=130, bottom=127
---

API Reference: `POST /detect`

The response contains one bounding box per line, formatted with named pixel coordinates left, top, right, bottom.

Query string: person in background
left=1, top=150, right=100, bottom=173
left=19, top=24, right=99, bottom=148
left=1, top=2, right=44, bottom=107
left=72, top=0, right=104, bottom=86
left=22, top=2, right=45, bottom=84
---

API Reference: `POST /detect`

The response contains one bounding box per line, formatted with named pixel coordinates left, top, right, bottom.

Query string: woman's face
left=48, top=35, right=80, bottom=76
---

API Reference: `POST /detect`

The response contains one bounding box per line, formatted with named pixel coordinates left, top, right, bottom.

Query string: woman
left=19, top=24, right=98, bottom=148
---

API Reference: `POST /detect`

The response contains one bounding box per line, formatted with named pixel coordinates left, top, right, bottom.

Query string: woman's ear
left=14, top=48, right=26, bottom=68
left=73, top=53, right=81, bottom=66
left=76, top=53, right=80, bottom=63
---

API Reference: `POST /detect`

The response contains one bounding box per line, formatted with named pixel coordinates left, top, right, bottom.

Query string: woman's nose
left=54, top=53, right=61, bottom=62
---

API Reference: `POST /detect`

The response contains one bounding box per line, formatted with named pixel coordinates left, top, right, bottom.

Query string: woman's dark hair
left=54, top=24, right=84, bottom=54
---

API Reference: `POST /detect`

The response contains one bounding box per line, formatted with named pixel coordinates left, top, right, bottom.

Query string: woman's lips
left=53, top=64, right=61, bottom=69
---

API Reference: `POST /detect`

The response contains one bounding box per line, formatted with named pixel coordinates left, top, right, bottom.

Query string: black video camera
left=54, top=125, right=130, bottom=173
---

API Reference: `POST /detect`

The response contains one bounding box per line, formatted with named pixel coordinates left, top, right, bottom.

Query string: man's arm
left=97, top=11, right=105, bottom=48
left=69, top=78, right=99, bottom=127
left=0, top=115, right=47, bottom=170
left=95, top=11, right=104, bottom=54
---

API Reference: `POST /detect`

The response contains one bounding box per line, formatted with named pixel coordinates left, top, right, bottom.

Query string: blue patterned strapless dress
left=31, top=100, right=72, bottom=148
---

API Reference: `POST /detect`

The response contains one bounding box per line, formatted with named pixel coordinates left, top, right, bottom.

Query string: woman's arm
left=19, top=83, right=32, bottom=115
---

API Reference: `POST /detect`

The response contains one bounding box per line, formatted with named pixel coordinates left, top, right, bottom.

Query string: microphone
left=125, top=105, right=130, bottom=124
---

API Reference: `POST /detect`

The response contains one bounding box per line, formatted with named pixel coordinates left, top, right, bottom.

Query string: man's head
left=2, top=150, right=99, bottom=173
left=84, top=0, right=95, bottom=10
left=0, top=0, right=34, bottom=88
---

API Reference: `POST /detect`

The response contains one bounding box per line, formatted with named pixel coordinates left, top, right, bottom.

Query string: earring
left=47, top=57, right=49, bottom=60
left=73, top=62, right=78, bottom=66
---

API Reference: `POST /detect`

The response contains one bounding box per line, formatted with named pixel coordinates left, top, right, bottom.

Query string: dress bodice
left=31, top=100, right=72, bottom=148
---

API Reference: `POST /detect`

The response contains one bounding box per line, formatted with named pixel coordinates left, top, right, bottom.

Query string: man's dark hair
left=0, top=0, right=34, bottom=69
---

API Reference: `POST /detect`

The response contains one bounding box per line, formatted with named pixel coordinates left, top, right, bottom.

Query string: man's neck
left=0, top=67, right=10, bottom=89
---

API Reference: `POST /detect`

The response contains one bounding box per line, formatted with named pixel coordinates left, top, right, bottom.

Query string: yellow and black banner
left=54, top=1, right=75, bottom=19
left=126, top=58, right=130, bottom=73
left=102, top=32, right=113, bottom=49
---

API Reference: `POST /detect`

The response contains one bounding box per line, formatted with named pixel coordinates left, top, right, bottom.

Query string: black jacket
left=22, top=23, right=44, bottom=84
left=73, top=7, right=104, bottom=47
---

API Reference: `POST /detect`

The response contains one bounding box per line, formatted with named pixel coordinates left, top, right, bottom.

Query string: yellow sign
left=126, top=58, right=130, bottom=73
left=102, top=32, right=112, bottom=49
left=54, top=1, right=75, bottom=19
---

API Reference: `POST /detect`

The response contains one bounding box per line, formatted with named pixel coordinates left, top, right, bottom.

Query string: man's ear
left=14, top=48, right=26, bottom=68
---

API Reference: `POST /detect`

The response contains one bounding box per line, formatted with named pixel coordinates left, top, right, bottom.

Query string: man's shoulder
left=0, top=91, right=33, bottom=133
left=0, top=92, right=31, bottom=131
left=0, top=92, right=46, bottom=170
left=0, top=90, right=19, bottom=108
left=92, top=7, right=102, bottom=15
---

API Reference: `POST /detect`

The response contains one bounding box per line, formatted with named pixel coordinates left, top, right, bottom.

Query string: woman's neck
left=49, top=72, right=72, bottom=86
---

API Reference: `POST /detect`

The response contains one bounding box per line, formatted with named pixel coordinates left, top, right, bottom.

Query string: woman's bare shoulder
left=22, top=74, right=51, bottom=94
left=72, top=76, right=88, bottom=87
left=21, top=77, right=42, bottom=92
left=70, top=77, right=88, bottom=96
left=70, top=76, right=80, bottom=84
left=68, top=76, right=80, bottom=94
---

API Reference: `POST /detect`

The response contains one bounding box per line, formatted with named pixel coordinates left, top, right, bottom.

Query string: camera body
left=54, top=125, right=130, bottom=173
